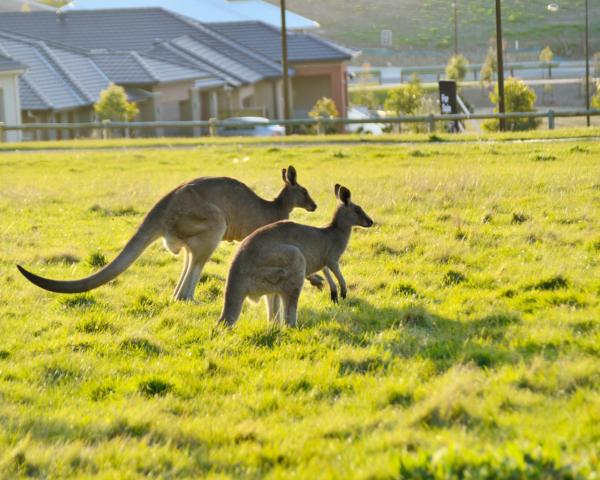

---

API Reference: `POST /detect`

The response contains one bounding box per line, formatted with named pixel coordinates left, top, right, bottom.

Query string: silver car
left=219, top=117, right=286, bottom=137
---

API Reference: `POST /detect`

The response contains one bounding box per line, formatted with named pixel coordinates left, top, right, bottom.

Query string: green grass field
left=1, top=139, right=599, bottom=478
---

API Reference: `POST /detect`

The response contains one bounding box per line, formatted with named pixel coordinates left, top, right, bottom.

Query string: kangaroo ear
left=282, top=168, right=288, bottom=184
left=334, top=184, right=341, bottom=198
left=286, top=165, right=297, bottom=185
left=338, top=186, right=351, bottom=205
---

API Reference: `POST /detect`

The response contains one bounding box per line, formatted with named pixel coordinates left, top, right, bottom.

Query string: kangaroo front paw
left=341, top=289, right=347, bottom=300
left=331, top=291, right=339, bottom=304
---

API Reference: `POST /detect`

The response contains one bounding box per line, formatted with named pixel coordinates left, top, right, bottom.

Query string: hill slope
left=273, top=0, right=599, bottom=59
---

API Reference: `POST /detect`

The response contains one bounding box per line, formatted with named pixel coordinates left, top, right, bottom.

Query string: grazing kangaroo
left=17, top=166, right=319, bottom=301
left=219, top=184, right=374, bottom=327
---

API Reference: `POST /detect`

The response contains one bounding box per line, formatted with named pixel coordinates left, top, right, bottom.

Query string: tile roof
left=0, top=53, right=26, bottom=72
left=89, top=51, right=211, bottom=84
left=207, top=21, right=356, bottom=63
left=0, top=9, right=200, bottom=52
left=19, top=76, right=51, bottom=110
left=0, top=30, right=218, bottom=111
left=0, top=9, right=353, bottom=74
left=0, top=33, right=93, bottom=110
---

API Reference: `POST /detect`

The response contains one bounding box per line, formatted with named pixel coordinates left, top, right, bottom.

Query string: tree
left=539, top=46, right=553, bottom=64
left=483, top=77, right=540, bottom=132
left=383, top=75, right=424, bottom=115
left=309, top=97, right=339, bottom=134
left=480, top=48, right=497, bottom=89
left=94, top=83, right=139, bottom=122
left=309, top=97, right=339, bottom=119
left=539, top=46, right=554, bottom=78
left=445, top=54, right=469, bottom=82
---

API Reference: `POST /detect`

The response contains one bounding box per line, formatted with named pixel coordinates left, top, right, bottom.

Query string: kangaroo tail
left=218, top=263, right=246, bottom=326
left=17, top=193, right=172, bottom=294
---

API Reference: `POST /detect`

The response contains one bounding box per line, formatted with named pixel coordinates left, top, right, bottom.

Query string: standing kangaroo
left=219, top=184, right=374, bottom=327
left=17, top=166, right=318, bottom=301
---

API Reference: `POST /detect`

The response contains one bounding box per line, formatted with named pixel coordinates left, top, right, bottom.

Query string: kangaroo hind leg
left=176, top=221, right=226, bottom=301
left=172, top=249, right=191, bottom=300
left=265, top=294, right=282, bottom=323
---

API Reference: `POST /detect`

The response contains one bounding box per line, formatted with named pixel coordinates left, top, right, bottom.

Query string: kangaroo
left=218, top=184, right=374, bottom=327
left=17, top=166, right=320, bottom=301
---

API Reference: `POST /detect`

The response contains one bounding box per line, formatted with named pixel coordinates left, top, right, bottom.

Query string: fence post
left=209, top=118, right=218, bottom=137
left=428, top=114, right=435, bottom=133
left=102, top=119, right=111, bottom=140
left=0, top=122, right=4, bottom=143
left=547, top=110, right=555, bottom=130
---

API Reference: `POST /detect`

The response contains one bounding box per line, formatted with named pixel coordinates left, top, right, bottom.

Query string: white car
left=346, top=107, right=385, bottom=135
left=219, top=117, right=286, bottom=137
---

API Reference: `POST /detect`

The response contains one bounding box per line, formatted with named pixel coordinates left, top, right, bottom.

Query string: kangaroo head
left=280, top=165, right=317, bottom=212
left=334, top=184, right=374, bottom=228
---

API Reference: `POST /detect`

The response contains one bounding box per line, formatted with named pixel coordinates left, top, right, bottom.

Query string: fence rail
left=0, top=109, right=599, bottom=141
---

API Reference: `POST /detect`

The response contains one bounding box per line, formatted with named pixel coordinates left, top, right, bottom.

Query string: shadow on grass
left=298, top=298, right=522, bottom=372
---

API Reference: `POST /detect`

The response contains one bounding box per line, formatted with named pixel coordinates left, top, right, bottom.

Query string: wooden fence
left=0, top=109, right=599, bottom=142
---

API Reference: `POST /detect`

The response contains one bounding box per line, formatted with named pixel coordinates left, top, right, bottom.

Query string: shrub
left=539, top=46, right=553, bottom=64
left=94, top=83, right=139, bottom=122
left=384, top=74, right=424, bottom=116
left=483, top=78, right=540, bottom=132
left=479, top=48, right=497, bottom=88
left=308, top=97, right=339, bottom=120
left=445, top=54, right=469, bottom=82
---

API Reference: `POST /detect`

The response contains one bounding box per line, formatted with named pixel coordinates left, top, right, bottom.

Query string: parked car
left=346, top=107, right=385, bottom=135
left=218, top=117, right=286, bottom=137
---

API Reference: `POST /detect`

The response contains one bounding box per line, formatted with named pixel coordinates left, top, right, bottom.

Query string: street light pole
left=495, top=0, right=506, bottom=131
left=453, top=2, right=458, bottom=56
left=584, top=0, right=590, bottom=126
left=280, top=0, right=291, bottom=123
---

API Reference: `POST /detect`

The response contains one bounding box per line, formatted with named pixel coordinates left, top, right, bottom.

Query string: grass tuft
left=138, top=379, right=172, bottom=397
left=87, top=252, right=107, bottom=268
left=532, top=153, right=557, bottom=161
left=119, top=337, right=161, bottom=356
left=41, top=253, right=80, bottom=265
left=443, top=270, right=467, bottom=286
left=76, top=316, right=115, bottom=334
left=59, top=294, right=96, bottom=309
left=534, top=275, right=569, bottom=291
left=511, top=212, right=529, bottom=224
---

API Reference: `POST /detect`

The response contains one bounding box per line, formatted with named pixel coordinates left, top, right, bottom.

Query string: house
left=0, top=8, right=356, bottom=139
left=62, top=0, right=319, bottom=30
left=0, top=53, right=26, bottom=142
left=0, top=0, right=56, bottom=12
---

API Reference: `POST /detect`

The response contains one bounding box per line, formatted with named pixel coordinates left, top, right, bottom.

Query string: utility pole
left=280, top=0, right=291, bottom=123
left=453, top=2, right=458, bottom=56
left=584, top=0, right=590, bottom=126
left=495, top=0, right=506, bottom=131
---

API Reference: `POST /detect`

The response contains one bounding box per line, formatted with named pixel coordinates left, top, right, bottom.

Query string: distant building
left=0, top=0, right=56, bottom=12
left=0, top=8, right=356, bottom=140
left=62, top=0, right=319, bottom=30
left=0, top=54, right=26, bottom=142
